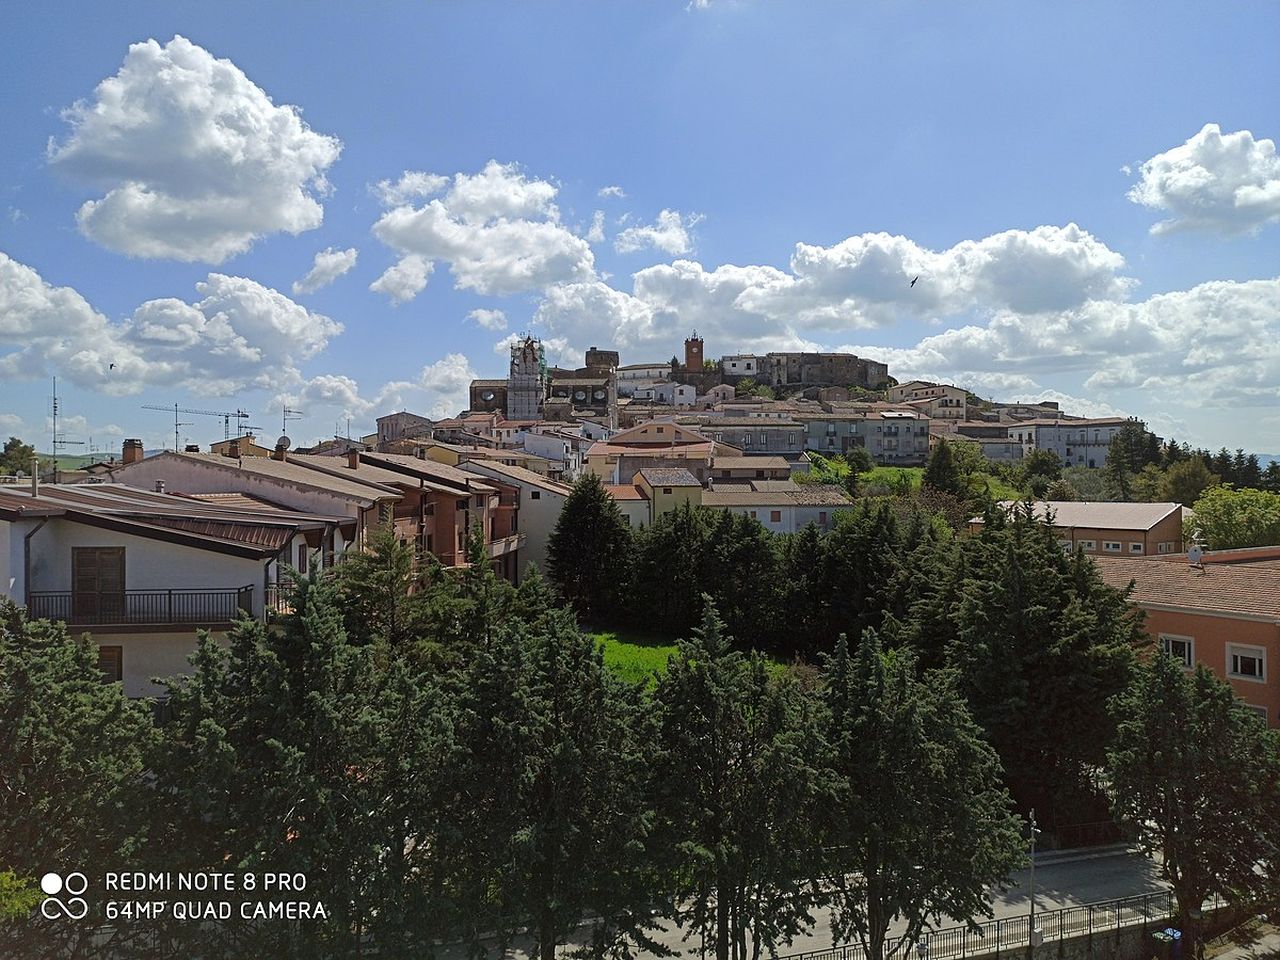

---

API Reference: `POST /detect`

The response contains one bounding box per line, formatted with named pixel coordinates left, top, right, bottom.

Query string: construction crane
left=142, top=404, right=255, bottom=449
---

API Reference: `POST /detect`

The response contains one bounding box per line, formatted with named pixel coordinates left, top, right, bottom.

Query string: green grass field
left=592, top=629, right=679, bottom=685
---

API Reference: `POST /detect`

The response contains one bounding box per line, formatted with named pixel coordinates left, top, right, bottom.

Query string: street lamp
left=1028, top=809, right=1044, bottom=950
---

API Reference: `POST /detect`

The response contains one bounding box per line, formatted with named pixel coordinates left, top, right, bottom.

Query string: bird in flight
left=108, top=362, right=115, bottom=370
left=910, top=276, right=919, bottom=288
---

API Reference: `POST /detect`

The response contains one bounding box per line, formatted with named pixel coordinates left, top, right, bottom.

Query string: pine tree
left=820, top=633, right=1024, bottom=960
left=445, top=610, right=660, bottom=960
left=652, top=601, right=825, bottom=960
left=0, top=600, right=156, bottom=957
left=1108, top=654, right=1280, bottom=959
left=1161, top=457, right=1217, bottom=505
left=546, top=473, right=634, bottom=624
left=631, top=501, right=711, bottom=636
left=922, top=438, right=963, bottom=496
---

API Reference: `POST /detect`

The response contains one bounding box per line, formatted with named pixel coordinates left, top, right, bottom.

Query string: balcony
left=26, top=586, right=255, bottom=627
left=488, top=533, right=525, bottom=558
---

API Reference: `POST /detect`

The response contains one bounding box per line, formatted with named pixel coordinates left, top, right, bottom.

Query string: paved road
left=436, top=849, right=1166, bottom=960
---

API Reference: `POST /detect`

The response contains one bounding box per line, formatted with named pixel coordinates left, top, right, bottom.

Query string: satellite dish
left=276, top=435, right=291, bottom=450
left=1188, top=544, right=1204, bottom=567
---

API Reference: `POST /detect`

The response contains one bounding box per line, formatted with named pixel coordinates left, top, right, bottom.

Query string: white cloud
left=586, top=210, right=606, bottom=244
left=536, top=224, right=1131, bottom=359
left=373, top=171, right=450, bottom=207
left=840, top=277, right=1280, bottom=411
left=370, top=160, right=595, bottom=300
left=615, top=209, right=702, bottom=255
left=292, top=246, right=358, bottom=295
left=467, top=308, right=507, bottom=331
left=49, top=36, right=341, bottom=263
left=1128, top=124, right=1280, bottom=235
left=598, top=185, right=627, bottom=199
left=369, top=255, right=433, bottom=304
left=0, top=251, right=341, bottom=396
left=0, top=413, right=26, bottom=433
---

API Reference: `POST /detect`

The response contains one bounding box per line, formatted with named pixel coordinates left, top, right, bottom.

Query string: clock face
left=574, top=390, right=586, bottom=401
left=481, top=391, right=495, bottom=401
left=593, top=390, right=606, bottom=400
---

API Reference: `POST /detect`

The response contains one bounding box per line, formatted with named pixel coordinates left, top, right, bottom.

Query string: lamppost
left=1028, top=809, right=1044, bottom=951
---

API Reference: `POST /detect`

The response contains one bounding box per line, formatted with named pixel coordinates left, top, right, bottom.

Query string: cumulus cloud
left=370, top=255, right=433, bottom=304
left=373, top=171, right=450, bottom=207
left=840, top=277, right=1280, bottom=410
left=0, top=251, right=341, bottom=396
left=586, top=210, right=606, bottom=244
left=49, top=36, right=341, bottom=263
left=615, top=209, right=703, bottom=255
left=292, top=246, right=358, bottom=295
left=467, top=308, right=507, bottom=331
left=1128, top=124, right=1280, bottom=235
left=598, top=185, right=627, bottom=199
left=535, top=224, right=1132, bottom=358
left=370, top=160, right=595, bottom=300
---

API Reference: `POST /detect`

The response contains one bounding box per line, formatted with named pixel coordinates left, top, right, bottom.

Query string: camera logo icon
left=40, top=872, right=89, bottom=920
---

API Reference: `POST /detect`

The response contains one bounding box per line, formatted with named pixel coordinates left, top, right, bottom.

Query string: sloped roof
left=638, top=468, right=702, bottom=487
left=991, top=500, right=1182, bottom=532
left=1095, top=556, right=1280, bottom=622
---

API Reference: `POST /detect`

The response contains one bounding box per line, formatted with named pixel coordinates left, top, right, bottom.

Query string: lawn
left=592, top=629, right=679, bottom=685
left=858, top=465, right=1024, bottom=501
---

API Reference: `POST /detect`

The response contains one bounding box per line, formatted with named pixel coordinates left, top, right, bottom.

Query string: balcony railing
left=26, top=586, right=254, bottom=626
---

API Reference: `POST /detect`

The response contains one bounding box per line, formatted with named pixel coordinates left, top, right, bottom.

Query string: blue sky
left=1, top=1, right=1278, bottom=453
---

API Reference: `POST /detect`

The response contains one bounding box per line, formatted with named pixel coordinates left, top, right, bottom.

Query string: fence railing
left=27, top=586, right=253, bottom=625
left=778, top=891, right=1183, bottom=960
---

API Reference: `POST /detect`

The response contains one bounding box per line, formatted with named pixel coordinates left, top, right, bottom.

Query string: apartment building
left=457, top=459, right=571, bottom=577
left=861, top=410, right=931, bottom=465
left=971, top=501, right=1186, bottom=557
left=707, top=456, right=793, bottom=484
left=1, top=482, right=342, bottom=698
left=701, top=484, right=854, bottom=534
left=1096, top=549, right=1280, bottom=726
left=888, top=380, right=967, bottom=420
left=1009, top=417, right=1136, bottom=469
left=677, top=417, right=807, bottom=458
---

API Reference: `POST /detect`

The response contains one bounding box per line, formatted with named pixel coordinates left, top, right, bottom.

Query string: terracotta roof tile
left=1095, top=556, right=1280, bottom=621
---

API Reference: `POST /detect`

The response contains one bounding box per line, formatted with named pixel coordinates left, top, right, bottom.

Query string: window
left=819, top=512, right=828, bottom=524
left=98, top=645, right=123, bottom=683
left=1159, top=634, right=1194, bottom=668
left=475, top=495, right=484, bottom=508
left=749, top=510, right=757, bottom=519
left=744, top=435, right=752, bottom=446
left=1246, top=704, right=1269, bottom=723
left=759, top=434, right=767, bottom=444
left=714, top=432, right=723, bottom=441
left=662, top=487, right=672, bottom=495
left=657, top=426, right=665, bottom=434
left=1129, top=542, right=1144, bottom=554
left=1229, top=644, right=1266, bottom=682
left=1103, top=541, right=1122, bottom=552
left=1078, top=539, right=1097, bottom=550
left=770, top=510, right=782, bottom=522
left=531, top=490, right=541, bottom=500
left=1157, top=542, right=1176, bottom=554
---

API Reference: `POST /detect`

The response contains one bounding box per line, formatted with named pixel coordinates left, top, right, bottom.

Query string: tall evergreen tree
left=653, top=602, right=825, bottom=960
left=0, top=601, right=156, bottom=959
left=546, top=473, right=634, bottom=624
left=820, top=633, right=1024, bottom=960
left=922, top=438, right=964, bottom=497
left=1161, top=457, right=1218, bottom=505
left=446, top=610, right=660, bottom=960
left=917, top=505, right=1143, bottom=819
left=1108, top=654, right=1280, bottom=958
left=630, top=501, right=712, bottom=637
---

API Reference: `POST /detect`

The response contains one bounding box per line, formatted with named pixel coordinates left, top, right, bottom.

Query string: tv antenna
left=142, top=403, right=254, bottom=442
left=282, top=405, right=304, bottom=433
left=49, top=377, right=86, bottom=481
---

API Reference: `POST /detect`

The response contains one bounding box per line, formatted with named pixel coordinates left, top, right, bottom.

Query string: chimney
left=123, top=438, right=144, bottom=465
left=226, top=439, right=241, bottom=459
left=273, top=438, right=289, bottom=461
left=154, top=479, right=166, bottom=494
left=347, top=449, right=360, bottom=470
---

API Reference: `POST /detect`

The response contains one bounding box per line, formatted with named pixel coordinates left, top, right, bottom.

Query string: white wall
left=0, top=519, right=11, bottom=598
left=461, top=462, right=567, bottom=580
left=106, top=630, right=232, bottom=699
left=26, top=517, right=267, bottom=614
left=112, top=456, right=363, bottom=518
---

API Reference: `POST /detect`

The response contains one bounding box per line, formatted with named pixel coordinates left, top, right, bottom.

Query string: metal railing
left=778, top=891, right=1183, bottom=960
left=26, top=586, right=253, bottom=625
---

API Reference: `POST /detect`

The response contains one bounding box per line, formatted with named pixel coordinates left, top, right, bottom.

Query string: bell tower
left=684, top=330, right=704, bottom=371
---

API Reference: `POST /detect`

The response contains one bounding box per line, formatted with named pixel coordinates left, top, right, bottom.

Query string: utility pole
left=1028, top=809, right=1043, bottom=952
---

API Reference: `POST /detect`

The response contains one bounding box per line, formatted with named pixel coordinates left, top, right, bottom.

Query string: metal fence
left=778, top=890, right=1179, bottom=960
left=26, top=586, right=253, bottom=625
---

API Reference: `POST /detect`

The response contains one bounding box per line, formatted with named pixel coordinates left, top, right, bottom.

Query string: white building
left=1, top=482, right=340, bottom=698
left=459, top=460, right=572, bottom=578
left=616, top=362, right=672, bottom=397
left=721, top=354, right=763, bottom=379
left=701, top=485, right=854, bottom=534
left=1010, top=417, right=1137, bottom=469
